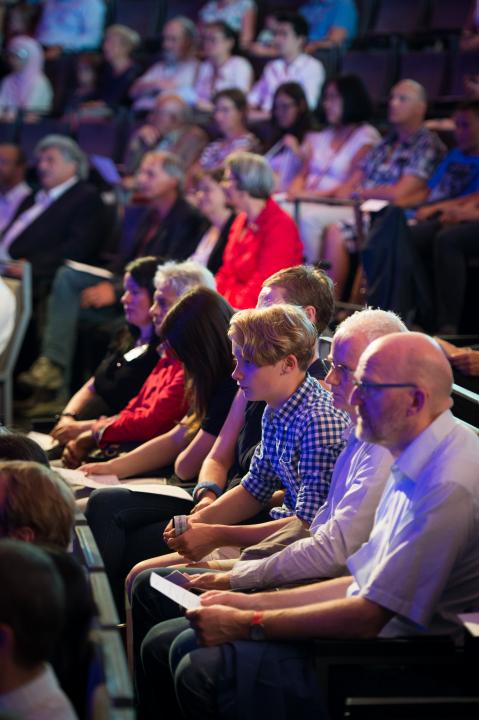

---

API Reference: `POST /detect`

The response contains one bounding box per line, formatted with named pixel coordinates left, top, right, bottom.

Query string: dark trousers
left=85, top=488, right=194, bottom=616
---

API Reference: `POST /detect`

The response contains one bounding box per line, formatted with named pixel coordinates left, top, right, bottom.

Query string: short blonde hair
left=228, top=304, right=317, bottom=371
left=0, top=461, right=75, bottom=550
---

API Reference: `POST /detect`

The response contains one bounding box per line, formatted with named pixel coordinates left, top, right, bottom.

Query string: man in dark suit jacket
left=18, top=150, right=209, bottom=406
left=0, top=135, right=108, bottom=296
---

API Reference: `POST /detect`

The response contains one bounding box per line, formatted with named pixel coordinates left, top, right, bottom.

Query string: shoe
left=20, top=392, right=69, bottom=419
left=17, top=356, right=64, bottom=391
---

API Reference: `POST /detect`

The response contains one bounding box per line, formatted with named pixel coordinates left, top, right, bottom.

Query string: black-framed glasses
left=353, top=380, right=417, bottom=392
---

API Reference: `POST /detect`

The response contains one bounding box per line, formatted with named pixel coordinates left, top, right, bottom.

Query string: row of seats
left=109, top=0, right=475, bottom=46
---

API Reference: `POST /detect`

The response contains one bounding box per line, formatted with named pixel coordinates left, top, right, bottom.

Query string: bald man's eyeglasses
left=353, top=380, right=417, bottom=393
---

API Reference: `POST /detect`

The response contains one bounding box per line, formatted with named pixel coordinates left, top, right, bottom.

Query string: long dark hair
left=159, top=287, right=234, bottom=427
left=322, top=74, right=373, bottom=125
left=271, top=82, right=313, bottom=143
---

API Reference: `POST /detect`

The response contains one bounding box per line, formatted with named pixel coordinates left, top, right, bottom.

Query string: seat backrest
left=341, top=50, right=396, bottom=104
left=428, top=0, right=475, bottom=33
left=399, top=51, right=448, bottom=101
left=114, top=0, right=167, bottom=38
left=372, top=0, right=428, bottom=35
left=18, top=118, right=72, bottom=167
left=0, top=262, right=31, bottom=377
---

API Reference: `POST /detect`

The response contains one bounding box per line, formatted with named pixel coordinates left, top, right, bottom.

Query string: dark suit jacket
left=129, top=195, right=210, bottom=265
left=4, top=180, right=109, bottom=284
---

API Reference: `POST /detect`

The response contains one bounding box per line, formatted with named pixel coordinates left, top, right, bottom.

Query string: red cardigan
left=96, top=353, right=187, bottom=446
left=215, top=197, right=303, bottom=309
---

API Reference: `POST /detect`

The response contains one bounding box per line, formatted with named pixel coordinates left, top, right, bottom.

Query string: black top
left=206, top=212, right=236, bottom=275
left=201, top=374, right=238, bottom=437
left=93, top=338, right=159, bottom=413
left=93, top=61, right=140, bottom=108
left=229, top=357, right=329, bottom=485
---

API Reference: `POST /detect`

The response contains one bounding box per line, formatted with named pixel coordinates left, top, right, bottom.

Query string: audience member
left=150, top=333, right=479, bottom=718
left=0, top=540, right=76, bottom=720
left=301, top=0, right=358, bottom=51
left=83, top=287, right=238, bottom=611
left=285, top=74, right=380, bottom=262
left=90, top=23, right=140, bottom=111
left=46, top=257, right=159, bottom=442
left=249, top=11, right=278, bottom=57
left=35, top=0, right=106, bottom=55
left=67, top=51, right=102, bottom=112
left=18, top=151, right=208, bottom=397
left=197, top=89, right=260, bottom=172
left=0, top=460, right=75, bottom=549
left=193, top=22, right=253, bottom=112
left=198, top=0, right=257, bottom=50
left=264, top=82, right=314, bottom=192
left=61, top=263, right=217, bottom=467
left=248, top=12, right=325, bottom=118
left=0, top=145, right=30, bottom=234
left=130, top=17, right=198, bottom=112
left=125, top=94, right=208, bottom=176
left=189, top=168, right=236, bottom=273
left=460, top=0, right=479, bottom=51
left=320, top=79, right=445, bottom=296
left=215, top=151, right=303, bottom=308
left=83, top=264, right=334, bottom=619
left=0, top=277, right=15, bottom=357
left=362, top=101, right=479, bottom=330
left=0, top=135, right=107, bottom=289
left=0, top=35, right=53, bottom=118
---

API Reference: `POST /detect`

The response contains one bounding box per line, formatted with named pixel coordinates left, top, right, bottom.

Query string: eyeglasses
left=326, top=358, right=355, bottom=377
left=353, top=380, right=417, bottom=393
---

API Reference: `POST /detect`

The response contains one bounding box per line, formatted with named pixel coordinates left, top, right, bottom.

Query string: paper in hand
left=150, top=571, right=201, bottom=610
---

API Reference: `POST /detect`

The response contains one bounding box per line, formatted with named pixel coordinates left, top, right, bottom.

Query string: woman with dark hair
left=283, top=74, right=380, bottom=262
left=197, top=88, right=259, bottom=171
left=50, top=257, right=159, bottom=445
left=193, top=21, right=253, bottom=112
left=189, top=167, right=237, bottom=273
left=265, top=81, right=314, bottom=192
left=82, top=287, right=237, bottom=613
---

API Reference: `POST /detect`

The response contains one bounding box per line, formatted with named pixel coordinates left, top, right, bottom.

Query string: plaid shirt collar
left=265, top=373, right=317, bottom=426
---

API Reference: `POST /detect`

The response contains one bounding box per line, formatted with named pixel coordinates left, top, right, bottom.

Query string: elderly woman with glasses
left=215, top=151, right=303, bottom=309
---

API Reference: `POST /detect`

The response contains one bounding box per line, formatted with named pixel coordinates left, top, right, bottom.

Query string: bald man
left=156, top=332, right=479, bottom=720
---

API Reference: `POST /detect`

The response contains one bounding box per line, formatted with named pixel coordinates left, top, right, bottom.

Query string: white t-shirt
left=248, top=53, right=325, bottom=112
left=194, top=56, right=253, bottom=103
left=303, top=123, right=381, bottom=192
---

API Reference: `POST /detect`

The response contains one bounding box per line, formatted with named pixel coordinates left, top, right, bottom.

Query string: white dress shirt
left=347, top=410, right=479, bottom=642
left=133, top=59, right=199, bottom=111
left=231, top=427, right=393, bottom=589
left=0, top=176, right=78, bottom=261
left=248, top=53, right=325, bottom=112
left=0, top=181, right=31, bottom=234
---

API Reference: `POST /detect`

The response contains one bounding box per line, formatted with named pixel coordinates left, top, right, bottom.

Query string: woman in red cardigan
left=216, top=151, right=303, bottom=308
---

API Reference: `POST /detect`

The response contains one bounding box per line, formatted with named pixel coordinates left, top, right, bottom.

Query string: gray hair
left=154, top=260, right=216, bottom=298
left=35, top=135, right=88, bottom=180
left=226, top=151, right=274, bottom=199
left=106, top=24, right=141, bottom=52
left=335, top=308, right=408, bottom=344
left=166, top=15, right=198, bottom=43
left=145, top=150, right=186, bottom=193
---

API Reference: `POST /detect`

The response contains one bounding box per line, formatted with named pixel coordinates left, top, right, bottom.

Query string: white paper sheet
left=459, top=612, right=479, bottom=637
left=56, top=467, right=120, bottom=488
left=150, top=571, right=201, bottom=609
left=55, top=468, right=193, bottom=500
left=27, top=431, right=59, bottom=452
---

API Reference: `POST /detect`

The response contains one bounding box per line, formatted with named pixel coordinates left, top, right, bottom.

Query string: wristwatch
left=249, top=610, right=266, bottom=641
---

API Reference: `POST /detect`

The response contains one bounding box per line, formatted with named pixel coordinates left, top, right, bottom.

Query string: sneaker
left=17, top=356, right=64, bottom=391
